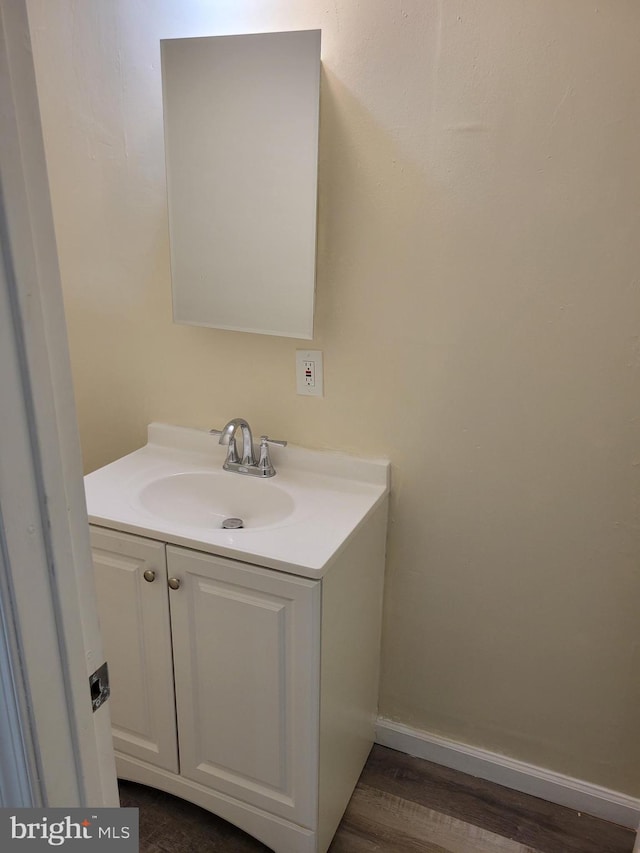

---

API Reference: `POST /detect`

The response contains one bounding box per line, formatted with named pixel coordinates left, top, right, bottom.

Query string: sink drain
left=222, top=517, right=244, bottom=530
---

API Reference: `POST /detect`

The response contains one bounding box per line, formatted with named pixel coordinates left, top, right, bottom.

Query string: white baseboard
left=375, top=718, right=640, bottom=830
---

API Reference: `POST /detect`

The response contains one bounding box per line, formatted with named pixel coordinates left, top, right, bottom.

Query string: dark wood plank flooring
left=118, top=745, right=635, bottom=853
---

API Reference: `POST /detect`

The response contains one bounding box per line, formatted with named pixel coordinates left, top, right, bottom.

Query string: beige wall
left=28, top=0, right=640, bottom=795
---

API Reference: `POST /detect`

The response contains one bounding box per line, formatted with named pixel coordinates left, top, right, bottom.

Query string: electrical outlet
left=296, top=350, right=323, bottom=396
left=303, top=360, right=315, bottom=387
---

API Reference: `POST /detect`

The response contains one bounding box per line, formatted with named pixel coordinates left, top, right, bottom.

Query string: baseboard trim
left=375, top=718, right=640, bottom=829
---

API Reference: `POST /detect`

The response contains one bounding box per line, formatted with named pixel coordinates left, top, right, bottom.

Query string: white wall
left=28, top=0, right=640, bottom=795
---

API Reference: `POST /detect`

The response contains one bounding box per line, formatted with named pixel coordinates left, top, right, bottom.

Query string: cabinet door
left=167, top=546, right=320, bottom=828
left=90, top=527, right=178, bottom=773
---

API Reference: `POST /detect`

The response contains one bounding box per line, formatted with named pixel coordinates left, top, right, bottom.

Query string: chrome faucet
left=210, top=418, right=287, bottom=478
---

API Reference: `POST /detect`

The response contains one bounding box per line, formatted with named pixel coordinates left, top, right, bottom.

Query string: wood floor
left=118, top=745, right=636, bottom=853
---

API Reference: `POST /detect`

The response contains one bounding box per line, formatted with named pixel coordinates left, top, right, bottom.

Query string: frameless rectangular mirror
left=161, top=30, right=321, bottom=339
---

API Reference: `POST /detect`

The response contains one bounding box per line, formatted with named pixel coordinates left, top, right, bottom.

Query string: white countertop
left=84, top=423, right=390, bottom=578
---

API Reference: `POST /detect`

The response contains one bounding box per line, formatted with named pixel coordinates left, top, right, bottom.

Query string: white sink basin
left=137, top=471, right=295, bottom=529
left=84, top=423, right=389, bottom=577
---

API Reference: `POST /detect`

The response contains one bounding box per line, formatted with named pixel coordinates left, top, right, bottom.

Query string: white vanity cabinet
left=89, top=500, right=387, bottom=853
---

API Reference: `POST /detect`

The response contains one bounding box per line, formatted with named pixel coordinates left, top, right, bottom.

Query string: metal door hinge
left=89, top=661, right=110, bottom=712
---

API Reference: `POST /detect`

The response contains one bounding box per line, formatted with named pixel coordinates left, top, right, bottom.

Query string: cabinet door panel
left=167, top=546, right=320, bottom=828
left=90, top=527, right=178, bottom=773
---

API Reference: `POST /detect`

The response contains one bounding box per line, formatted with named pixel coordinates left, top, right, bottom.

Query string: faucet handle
left=260, top=435, right=288, bottom=448
left=257, top=435, right=287, bottom=477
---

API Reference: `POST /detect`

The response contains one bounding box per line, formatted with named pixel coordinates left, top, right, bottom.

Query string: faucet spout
left=218, top=418, right=255, bottom=467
